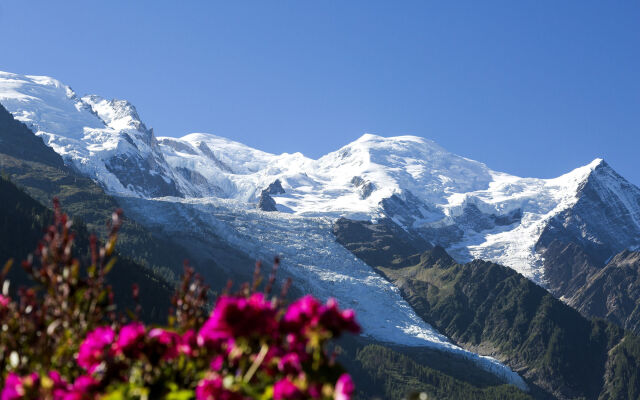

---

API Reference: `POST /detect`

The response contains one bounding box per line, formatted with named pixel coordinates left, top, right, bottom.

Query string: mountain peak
left=585, top=158, right=607, bottom=172
left=352, top=133, right=445, bottom=151
left=81, top=95, right=150, bottom=134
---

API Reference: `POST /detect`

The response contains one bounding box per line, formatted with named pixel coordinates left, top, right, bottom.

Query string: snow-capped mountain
left=0, top=72, right=181, bottom=198
left=4, top=70, right=640, bottom=389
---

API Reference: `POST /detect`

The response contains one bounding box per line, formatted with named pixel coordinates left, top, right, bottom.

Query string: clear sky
left=1, top=1, right=638, bottom=184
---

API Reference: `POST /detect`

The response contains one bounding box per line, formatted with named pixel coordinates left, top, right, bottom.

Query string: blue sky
left=1, top=1, right=638, bottom=184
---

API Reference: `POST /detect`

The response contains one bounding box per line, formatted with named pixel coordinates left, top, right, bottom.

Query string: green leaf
left=166, top=390, right=194, bottom=400
left=101, top=390, right=125, bottom=400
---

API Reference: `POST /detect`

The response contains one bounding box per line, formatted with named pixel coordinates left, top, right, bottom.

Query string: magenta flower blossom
left=148, top=328, right=181, bottom=360
left=68, top=375, right=99, bottom=400
left=198, top=293, right=277, bottom=346
left=283, top=296, right=360, bottom=337
left=44, top=372, right=97, bottom=400
left=273, top=378, right=304, bottom=400
left=195, top=376, right=244, bottom=400
left=210, top=354, right=224, bottom=371
left=1, top=373, right=25, bottom=400
left=178, top=329, right=197, bottom=355
left=1, top=373, right=38, bottom=400
left=48, top=371, right=66, bottom=387
left=319, top=299, right=361, bottom=336
left=0, top=294, right=9, bottom=307
left=308, top=383, right=323, bottom=399
left=334, top=374, right=355, bottom=400
left=72, top=375, right=98, bottom=392
left=285, top=332, right=307, bottom=356
left=277, top=352, right=302, bottom=375
left=114, top=322, right=146, bottom=356
left=48, top=371, right=72, bottom=400
left=77, top=326, right=115, bottom=373
left=282, top=295, right=322, bottom=332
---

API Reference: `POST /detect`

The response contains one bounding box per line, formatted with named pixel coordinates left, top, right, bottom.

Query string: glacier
left=116, top=195, right=526, bottom=387
left=7, top=70, right=640, bottom=390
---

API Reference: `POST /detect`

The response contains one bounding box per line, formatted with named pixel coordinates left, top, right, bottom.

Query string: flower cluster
left=1, top=371, right=98, bottom=400
left=0, top=202, right=360, bottom=399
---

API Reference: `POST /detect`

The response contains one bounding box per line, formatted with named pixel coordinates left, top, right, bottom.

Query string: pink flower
left=198, top=293, right=277, bottom=346
left=195, top=376, right=244, bottom=400
left=210, top=355, right=224, bottom=371
left=319, top=299, right=361, bottom=336
left=0, top=294, right=9, bottom=307
left=283, top=295, right=322, bottom=332
left=48, top=371, right=66, bottom=387
left=70, top=377, right=98, bottom=399
left=308, top=383, right=323, bottom=399
left=148, top=328, right=180, bottom=360
left=48, top=371, right=71, bottom=400
left=2, top=373, right=25, bottom=400
left=285, top=333, right=307, bottom=356
left=56, top=375, right=98, bottom=400
left=283, top=296, right=360, bottom=338
left=273, top=378, right=304, bottom=400
left=77, top=326, right=115, bottom=373
left=114, top=322, right=146, bottom=356
left=277, top=353, right=302, bottom=375
left=1, top=373, right=38, bottom=400
left=178, top=330, right=197, bottom=355
left=334, top=374, right=354, bottom=400
left=71, top=375, right=98, bottom=392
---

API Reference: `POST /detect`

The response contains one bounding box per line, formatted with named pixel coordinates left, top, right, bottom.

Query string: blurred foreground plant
left=0, top=200, right=359, bottom=399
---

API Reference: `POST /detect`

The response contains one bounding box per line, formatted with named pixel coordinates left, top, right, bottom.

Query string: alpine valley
left=2, top=71, right=640, bottom=399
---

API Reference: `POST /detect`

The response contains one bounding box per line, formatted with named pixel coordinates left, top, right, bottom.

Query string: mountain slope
left=0, top=175, right=172, bottom=322
left=333, top=218, right=640, bottom=399
left=0, top=101, right=250, bottom=288
left=566, top=250, right=640, bottom=333
left=349, top=343, right=533, bottom=400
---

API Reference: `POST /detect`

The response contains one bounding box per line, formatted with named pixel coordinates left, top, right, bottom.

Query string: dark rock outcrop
left=452, top=204, right=522, bottom=233
left=350, top=176, right=375, bottom=199
left=257, top=190, right=278, bottom=211
left=105, top=152, right=183, bottom=198
left=333, top=217, right=431, bottom=269
left=266, top=179, right=285, bottom=195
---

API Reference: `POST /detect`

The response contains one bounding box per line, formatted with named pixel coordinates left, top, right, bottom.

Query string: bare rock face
left=567, top=250, right=640, bottom=334
left=538, top=240, right=601, bottom=298
left=257, top=190, right=278, bottom=211
left=266, top=179, right=285, bottom=195
left=536, top=161, right=640, bottom=266
left=256, top=180, right=284, bottom=211
left=332, top=217, right=432, bottom=269
left=350, top=176, right=376, bottom=199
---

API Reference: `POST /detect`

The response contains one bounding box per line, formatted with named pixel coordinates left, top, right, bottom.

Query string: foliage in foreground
left=355, top=345, right=532, bottom=400
left=0, top=201, right=360, bottom=399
